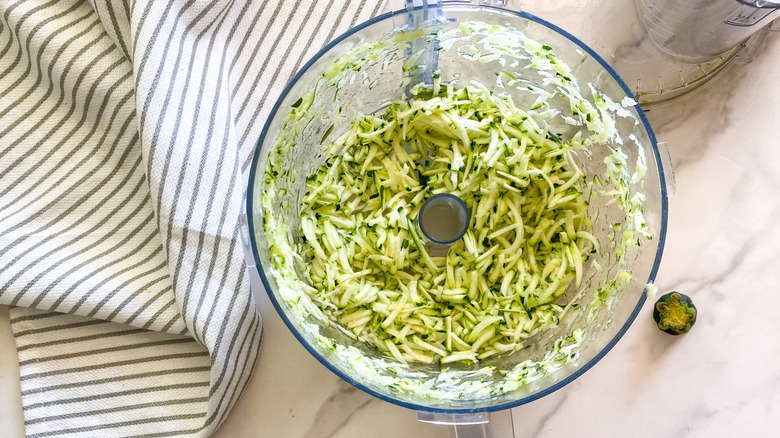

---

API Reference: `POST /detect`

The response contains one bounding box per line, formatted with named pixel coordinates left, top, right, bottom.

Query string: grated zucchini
left=299, top=85, right=595, bottom=364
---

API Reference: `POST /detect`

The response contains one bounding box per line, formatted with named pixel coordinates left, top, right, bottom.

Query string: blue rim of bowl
left=246, top=4, right=669, bottom=415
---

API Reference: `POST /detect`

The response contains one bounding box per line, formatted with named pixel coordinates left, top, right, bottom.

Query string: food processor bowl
left=247, top=3, right=669, bottom=415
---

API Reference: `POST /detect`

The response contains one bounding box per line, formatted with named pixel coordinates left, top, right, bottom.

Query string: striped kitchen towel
left=0, top=0, right=384, bottom=436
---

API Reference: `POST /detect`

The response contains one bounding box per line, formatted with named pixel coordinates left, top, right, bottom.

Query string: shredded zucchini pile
left=298, top=84, right=598, bottom=365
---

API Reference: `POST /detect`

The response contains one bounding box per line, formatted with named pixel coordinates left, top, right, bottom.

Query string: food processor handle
left=450, top=425, right=488, bottom=438
left=416, top=410, right=516, bottom=438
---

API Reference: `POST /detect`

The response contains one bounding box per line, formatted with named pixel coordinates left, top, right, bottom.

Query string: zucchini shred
left=299, top=84, right=596, bottom=365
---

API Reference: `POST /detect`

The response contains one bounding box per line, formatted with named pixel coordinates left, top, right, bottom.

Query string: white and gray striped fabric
left=0, top=0, right=385, bottom=436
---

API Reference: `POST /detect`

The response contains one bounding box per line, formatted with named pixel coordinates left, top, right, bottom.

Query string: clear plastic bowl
left=247, top=4, right=668, bottom=414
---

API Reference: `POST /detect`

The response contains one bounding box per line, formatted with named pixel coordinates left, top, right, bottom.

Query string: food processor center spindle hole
left=417, top=193, right=470, bottom=247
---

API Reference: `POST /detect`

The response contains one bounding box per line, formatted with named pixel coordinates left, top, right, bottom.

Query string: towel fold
left=0, top=0, right=384, bottom=436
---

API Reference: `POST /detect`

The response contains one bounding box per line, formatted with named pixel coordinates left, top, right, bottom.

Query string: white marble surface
left=4, top=6, right=780, bottom=438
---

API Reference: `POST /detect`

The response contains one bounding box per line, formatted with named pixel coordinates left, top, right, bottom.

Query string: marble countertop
left=3, top=5, right=780, bottom=438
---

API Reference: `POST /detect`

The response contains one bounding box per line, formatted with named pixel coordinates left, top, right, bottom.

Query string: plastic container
left=246, top=2, right=670, bottom=421
left=634, top=0, right=780, bottom=64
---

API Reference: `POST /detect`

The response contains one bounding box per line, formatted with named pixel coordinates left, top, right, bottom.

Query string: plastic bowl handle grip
left=416, top=410, right=517, bottom=437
